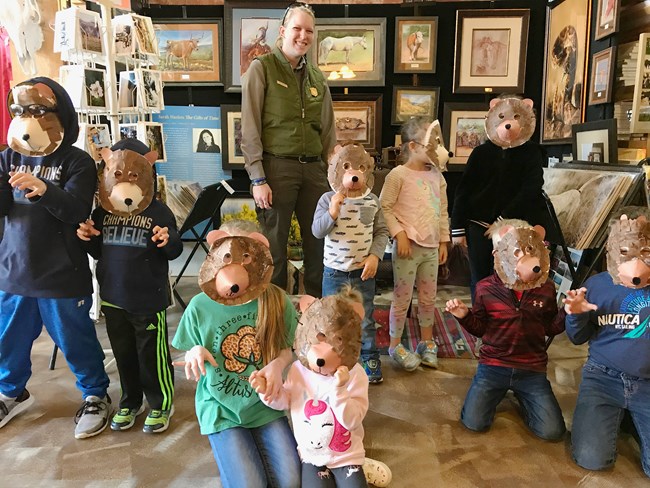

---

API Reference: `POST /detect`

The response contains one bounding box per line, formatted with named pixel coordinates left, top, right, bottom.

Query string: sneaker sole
left=420, top=359, right=438, bottom=369
left=368, top=377, right=384, bottom=384
left=0, top=394, right=35, bottom=429
left=111, top=404, right=146, bottom=431
left=363, top=457, right=392, bottom=488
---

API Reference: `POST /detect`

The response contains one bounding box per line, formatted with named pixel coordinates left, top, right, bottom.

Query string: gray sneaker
left=416, top=340, right=439, bottom=368
left=0, top=389, right=35, bottom=429
left=389, top=343, right=421, bottom=371
left=74, top=395, right=112, bottom=439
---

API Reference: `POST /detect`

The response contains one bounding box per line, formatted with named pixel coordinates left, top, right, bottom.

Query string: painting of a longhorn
left=309, top=18, right=386, bottom=87
left=541, top=0, right=591, bottom=143
left=153, top=21, right=222, bottom=84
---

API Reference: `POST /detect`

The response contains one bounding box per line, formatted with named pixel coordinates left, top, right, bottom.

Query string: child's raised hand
left=395, top=231, right=411, bottom=258
left=360, top=254, right=379, bottom=280
left=77, top=219, right=100, bottom=241
left=249, top=370, right=267, bottom=395
left=445, top=298, right=469, bottom=319
left=151, top=225, right=169, bottom=247
left=329, top=192, right=346, bottom=220
left=563, top=287, right=598, bottom=315
left=334, top=365, right=350, bottom=387
left=172, top=345, right=217, bottom=381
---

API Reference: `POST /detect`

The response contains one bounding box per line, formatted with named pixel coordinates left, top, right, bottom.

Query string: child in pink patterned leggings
left=379, top=117, right=450, bottom=371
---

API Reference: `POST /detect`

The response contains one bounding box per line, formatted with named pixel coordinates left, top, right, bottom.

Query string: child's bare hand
left=9, top=171, right=47, bottom=198
left=446, top=298, right=469, bottom=319
left=249, top=370, right=267, bottom=395
left=452, top=236, right=467, bottom=248
left=329, top=192, right=345, bottom=220
left=439, top=242, right=449, bottom=265
left=563, top=287, right=597, bottom=315
left=77, top=219, right=100, bottom=241
left=334, top=365, right=350, bottom=387
left=172, top=346, right=217, bottom=381
left=360, top=254, right=379, bottom=280
left=395, top=232, right=411, bottom=258
left=151, top=225, right=169, bottom=247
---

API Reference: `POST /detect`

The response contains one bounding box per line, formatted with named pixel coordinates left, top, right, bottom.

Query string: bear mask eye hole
left=358, top=164, right=366, bottom=172
left=620, top=247, right=629, bottom=256
left=524, top=245, right=534, bottom=253
left=498, top=113, right=505, bottom=119
left=128, top=172, right=138, bottom=180
left=222, top=252, right=232, bottom=264
left=114, top=170, right=123, bottom=177
left=242, top=253, right=252, bottom=265
left=513, top=248, right=523, bottom=258
left=514, top=114, right=521, bottom=120
left=343, top=162, right=351, bottom=170
left=640, top=247, right=650, bottom=257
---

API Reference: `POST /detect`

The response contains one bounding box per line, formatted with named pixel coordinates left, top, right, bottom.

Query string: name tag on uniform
left=276, top=80, right=288, bottom=88
left=310, top=87, right=318, bottom=97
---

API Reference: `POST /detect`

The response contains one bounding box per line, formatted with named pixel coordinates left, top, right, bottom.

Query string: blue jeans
left=571, top=359, right=650, bottom=477
left=322, top=266, right=378, bottom=361
left=208, top=416, right=301, bottom=488
left=461, top=364, right=566, bottom=441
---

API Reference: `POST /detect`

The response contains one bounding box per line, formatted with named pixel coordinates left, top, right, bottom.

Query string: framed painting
left=541, top=0, right=592, bottom=144
left=136, top=68, right=164, bottom=112
left=631, top=33, right=650, bottom=134
left=137, top=122, right=166, bottom=162
left=391, top=86, right=439, bottom=125
left=453, top=9, right=530, bottom=94
left=442, top=102, right=488, bottom=166
left=310, top=18, right=387, bottom=87
left=394, top=17, right=438, bottom=74
left=332, top=94, right=382, bottom=155
left=220, top=104, right=245, bottom=170
left=153, top=20, right=222, bottom=84
left=224, top=1, right=286, bottom=93
left=589, top=47, right=615, bottom=105
left=572, top=119, right=618, bottom=164
left=594, top=0, right=620, bottom=41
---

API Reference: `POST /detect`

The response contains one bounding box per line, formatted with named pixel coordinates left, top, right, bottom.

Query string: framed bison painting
left=453, top=9, right=530, bottom=94
left=394, top=17, right=438, bottom=74
left=153, top=20, right=222, bottom=84
left=309, top=18, right=387, bottom=87
left=332, top=94, right=383, bottom=155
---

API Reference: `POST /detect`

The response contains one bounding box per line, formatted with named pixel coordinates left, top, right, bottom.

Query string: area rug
left=374, top=304, right=479, bottom=359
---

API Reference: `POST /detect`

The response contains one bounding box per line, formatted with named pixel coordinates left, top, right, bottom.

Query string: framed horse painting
left=394, top=17, right=438, bottom=74
left=223, top=1, right=286, bottom=93
left=308, top=18, right=387, bottom=87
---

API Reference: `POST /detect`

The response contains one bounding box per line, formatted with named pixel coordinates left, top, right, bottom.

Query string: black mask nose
left=316, top=358, right=325, bottom=367
left=22, top=134, right=30, bottom=141
left=124, top=198, right=133, bottom=207
left=230, top=284, right=240, bottom=293
left=633, top=277, right=641, bottom=285
left=352, top=175, right=358, bottom=182
left=505, top=123, right=511, bottom=130
left=532, top=266, right=541, bottom=273
left=448, top=151, right=454, bottom=157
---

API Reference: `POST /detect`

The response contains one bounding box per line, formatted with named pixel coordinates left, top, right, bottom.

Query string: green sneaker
left=110, top=405, right=145, bottom=431
left=143, top=405, right=174, bottom=434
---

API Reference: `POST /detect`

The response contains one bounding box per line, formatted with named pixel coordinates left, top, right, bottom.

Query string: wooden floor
left=1, top=279, right=648, bottom=487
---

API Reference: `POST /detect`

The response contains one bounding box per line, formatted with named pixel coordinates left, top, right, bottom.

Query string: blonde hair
left=255, top=283, right=288, bottom=365
left=276, top=2, right=316, bottom=47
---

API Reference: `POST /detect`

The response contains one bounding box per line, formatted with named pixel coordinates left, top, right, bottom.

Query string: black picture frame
left=571, top=119, right=618, bottom=164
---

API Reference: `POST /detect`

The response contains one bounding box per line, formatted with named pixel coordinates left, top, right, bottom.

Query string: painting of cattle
left=394, top=17, right=438, bottom=74
left=154, top=21, right=222, bottom=83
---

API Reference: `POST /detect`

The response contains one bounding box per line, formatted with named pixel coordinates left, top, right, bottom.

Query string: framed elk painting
left=309, top=18, right=387, bottom=87
left=224, top=1, right=286, bottom=93
left=153, top=20, right=222, bottom=84
left=394, top=17, right=438, bottom=74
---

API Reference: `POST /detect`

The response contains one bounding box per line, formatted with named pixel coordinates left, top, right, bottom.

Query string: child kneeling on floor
left=446, top=219, right=566, bottom=440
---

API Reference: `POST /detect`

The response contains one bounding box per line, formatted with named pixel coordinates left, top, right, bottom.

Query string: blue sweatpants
left=0, top=291, right=110, bottom=399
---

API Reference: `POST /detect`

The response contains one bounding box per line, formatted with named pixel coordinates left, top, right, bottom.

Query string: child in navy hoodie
left=78, top=139, right=182, bottom=433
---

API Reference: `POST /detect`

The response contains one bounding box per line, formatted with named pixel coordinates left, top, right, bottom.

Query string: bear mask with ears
left=489, top=219, right=550, bottom=291
left=7, top=81, right=65, bottom=157
left=327, top=143, right=375, bottom=198
left=295, top=288, right=364, bottom=375
left=422, top=120, right=452, bottom=171
left=98, top=147, right=158, bottom=217
left=606, top=210, right=650, bottom=289
left=198, top=229, right=273, bottom=305
left=485, top=97, right=536, bottom=149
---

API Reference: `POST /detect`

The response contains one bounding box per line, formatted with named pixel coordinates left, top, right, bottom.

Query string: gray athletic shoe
left=389, top=343, right=421, bottom=371
left=74, top=395, right=112, bottom=439
left=0, top=389, right=35, bottom=429
left=416, top=340, right=439, bottom=368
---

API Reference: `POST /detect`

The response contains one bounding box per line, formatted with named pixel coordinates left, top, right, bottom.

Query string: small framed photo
left=119, top=123, right=138, bottom=141
left=153, top=20, right=222, bottom=84
left=332, top=93, right=383, bottom=154
left=571, top=119, right=618, bottom=164
left=311, top=18, right=387, bottom=87
left=453, top=9, right=530, bottom=94
left=224, top=1, right=285, bottom=93
left=394, top=17, right=438, bottom=74
left=391, top=86, right=439, bottom=125
left=589, top=47, right=615, bottom=105
left=220, top=104, right=245, bottom=170
left=442, top=102, right=489, bottom=166
left=59, top=65, right=107, bottom=111
left=594, top=0, right=620, bottom=41
left=136, top=69, right=164, bottom=112
left=75, top=123, right=111, bottom=162
left=192, top=128, right=222, bottom=154
left=137, top=121, right=166, bottom=162
left=632, top=33, right=650, bottom=134
left=114, top=15, right=135, bottom=56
